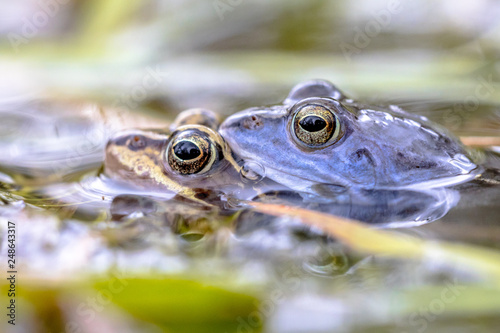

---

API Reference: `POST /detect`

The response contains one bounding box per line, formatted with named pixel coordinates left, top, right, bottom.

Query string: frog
left=219, top=79, right=482, bottom=196
left=104, top=108, right=284, bottom=206
left=104, top=105, right=459, bottom=226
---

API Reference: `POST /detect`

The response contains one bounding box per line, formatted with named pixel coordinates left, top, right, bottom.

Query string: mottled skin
left=220, top=80, right=481, bottom=194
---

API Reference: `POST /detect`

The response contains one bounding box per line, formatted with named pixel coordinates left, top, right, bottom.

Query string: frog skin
left=104, top=109, right=283, bottom=204
left=219, top=80, right=482, bottom=195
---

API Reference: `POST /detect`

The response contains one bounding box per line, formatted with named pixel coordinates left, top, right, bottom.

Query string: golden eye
left=166, top=128, right=218, bottom=175
left=292, top=104, right=341, bottom=147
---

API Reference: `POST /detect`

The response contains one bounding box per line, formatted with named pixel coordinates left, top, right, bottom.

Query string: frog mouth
left=237, top=158, right=351, bottom=194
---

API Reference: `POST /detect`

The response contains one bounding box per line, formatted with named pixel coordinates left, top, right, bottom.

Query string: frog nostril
left=128, top=135, right=146, bottom=149
left=242, top=115, right=263, bottom=130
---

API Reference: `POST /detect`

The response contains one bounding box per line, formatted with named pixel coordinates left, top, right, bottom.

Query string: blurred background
left=1, top=0, right=500, bottom=129
left=1, top=1, right=500, bottom=332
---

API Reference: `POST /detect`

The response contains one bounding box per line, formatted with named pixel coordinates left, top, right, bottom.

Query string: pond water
left=1, top=95, right=499, bottom=333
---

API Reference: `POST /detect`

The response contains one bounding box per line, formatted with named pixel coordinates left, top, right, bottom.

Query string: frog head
left=220, top=80, right=480, bottom=193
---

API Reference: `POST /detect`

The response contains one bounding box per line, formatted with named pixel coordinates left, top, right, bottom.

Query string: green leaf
left=94, top=277, right=262, bottom=333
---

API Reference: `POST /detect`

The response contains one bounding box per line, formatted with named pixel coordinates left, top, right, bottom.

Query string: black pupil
left=173, top=141, right=201, bottom=160
left=299, top=116, right=327, bottom=132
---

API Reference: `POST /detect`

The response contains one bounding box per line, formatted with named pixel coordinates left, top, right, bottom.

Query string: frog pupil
left=299, top=116, right=327, bottom=132
left=174, top=141, right=201, bottom=160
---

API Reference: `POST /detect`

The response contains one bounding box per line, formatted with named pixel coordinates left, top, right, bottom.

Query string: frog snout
left=221, top=112, right=264, bottom=133
left=241, top=114, right=264, bottom=130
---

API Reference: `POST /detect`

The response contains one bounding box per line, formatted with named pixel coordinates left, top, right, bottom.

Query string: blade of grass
left=460, top=136, right=500, bottom=147
left=76, top=0, right=143, bottom=53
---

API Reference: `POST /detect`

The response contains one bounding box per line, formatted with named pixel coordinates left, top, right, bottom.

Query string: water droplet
left=239, top=161, right=266, bottom=183
left=180, top=232, right=205, bottom=242
left=223, top=196, right=247, bottom=210
left=303, top=246, right=349, bottom=276
left=449, top=154, right=476, bottom=174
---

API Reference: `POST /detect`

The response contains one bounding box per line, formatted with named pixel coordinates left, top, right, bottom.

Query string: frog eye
left=166, top=128, right=219, bottom=175
left=292, top=103, right=341, bottom=147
